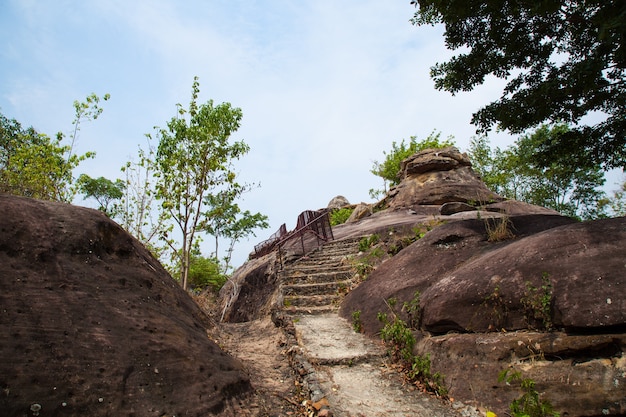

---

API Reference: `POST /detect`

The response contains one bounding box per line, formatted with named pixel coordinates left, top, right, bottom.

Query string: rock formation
left=221, top=147, right=626, bottom=417
left=0, top=195, right=252, bottom=417
left=383, top=147, right=504, bottom=210
left=327, top=195, right=350, bottom=209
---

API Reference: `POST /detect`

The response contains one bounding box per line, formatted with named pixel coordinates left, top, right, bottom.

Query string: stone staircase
left=280, top=237, right=362, bottom=315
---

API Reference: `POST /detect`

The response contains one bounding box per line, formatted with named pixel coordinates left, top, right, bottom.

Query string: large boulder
left=340, top=215, right=626, bottom=416
left=327, top=195, right=350, bottom=209
left=0, top=195, right=252, bottom=417
left=383, top=147, right=504, bottom=210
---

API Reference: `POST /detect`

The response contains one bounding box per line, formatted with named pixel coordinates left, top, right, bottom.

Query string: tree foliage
left=76, top=174, right=125, bottom=217
left=203, top=185, right=269, bottom=274
left=468, top=124, right=607, bottom=219
left=153, top=77, right=260, bottom=290
left=411, top=0, right=626, bottom=170
left=0, top=94, right=108, bottom=202
left=119, top=138, right=164, bottom=254
left=0, top=113, right=92, bottom=201
left=370, top=131, right=455, bottom=199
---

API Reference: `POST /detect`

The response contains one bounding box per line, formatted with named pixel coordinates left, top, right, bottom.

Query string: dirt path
left=215, top=313, right=483, bottom=417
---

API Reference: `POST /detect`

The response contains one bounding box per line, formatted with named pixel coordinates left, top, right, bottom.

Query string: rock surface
left=383, top=147, right=504, bottom=209
left=0, top=195, right=252, bottom=417
left=327, top=195, right=350, bottom=209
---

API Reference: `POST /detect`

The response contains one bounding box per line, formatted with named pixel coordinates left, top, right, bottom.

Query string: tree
left=411, top=1, right=626, bottom=170
left=0, top=114, right=91, bottom=201
left=203, top=186, right=269, bottom=273
left=0, top=93, right=108, bottom=202
left=76, top=174, right=124, bottom=217
left=119, top=137, right=164, bottom=253
left=370, top=131, right=455, bottom=199
left=154, top=77, right=252, bottom=290
left=598, top=176, right=626, bottom=217
left=468, top=124, right=607, bottom=219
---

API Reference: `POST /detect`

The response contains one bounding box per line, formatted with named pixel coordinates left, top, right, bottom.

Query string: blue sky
left=0, top=1, right=548, bottom=267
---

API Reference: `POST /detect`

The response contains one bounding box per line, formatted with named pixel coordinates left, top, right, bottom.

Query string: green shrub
left=330, top=207, right=354, bottom=226
left=351, top=310, right=363, bottom=333
left=402, top=290, right=421, bottom=330
left=188, top=255, right=227, bottom=292
left=358, top=234, right=380, bottom=252
left=377, top=297, right=447, bottom=397
left=521, top=273, right=554, bottom=330
left=499, top=370, right=559, bottom=417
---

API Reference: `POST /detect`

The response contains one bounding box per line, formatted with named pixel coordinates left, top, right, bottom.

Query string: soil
left=210, top=317, right=308, bottom=417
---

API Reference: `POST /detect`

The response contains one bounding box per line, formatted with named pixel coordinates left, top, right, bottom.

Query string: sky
left=1, top=0, right=611, bottom=269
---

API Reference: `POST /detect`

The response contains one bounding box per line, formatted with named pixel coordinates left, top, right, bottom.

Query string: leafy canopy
left=468, top=124, right=607, bottom=220
left=411, top=0, right=626, bottom=170
left=77, top=174, right=125, bottom=217
left=0, top=110, right=94, bottom=202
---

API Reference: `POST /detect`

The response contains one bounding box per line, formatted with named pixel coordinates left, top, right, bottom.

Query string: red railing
left=251, top=209, right=334, bottom=259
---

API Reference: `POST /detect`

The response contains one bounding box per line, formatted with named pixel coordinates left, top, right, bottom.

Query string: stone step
left=284, top=305, right=338, bottom=315
left=282, top=280, right=352, bottom=297
left=283, top=270, right=353, bottom=285
left=289, top=260, right=352, bottom=272
left=284, top=294, right=340, bottom=308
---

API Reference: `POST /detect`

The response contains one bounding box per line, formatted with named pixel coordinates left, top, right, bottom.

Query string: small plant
left=368, top=246, right=385, bottom=259
left=485, top=215, right=515, bottom=242
left=402, top=290, right=422, bottom=330
left=521, top=273, right=554, bottom=330
left=473, top=283, right=509, bottom=331
left=358, top=234, right=380, bottom=252
left=353, top=259, right=375, bottom=278
left=351, top=310, right=363, bottom=333
left=498, top=370, right=560, bottom=417
left=330, top=207, right=354, bottom=226
left=377, top=297, right=448, bottom=397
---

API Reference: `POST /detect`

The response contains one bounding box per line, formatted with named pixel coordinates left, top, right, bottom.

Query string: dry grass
left=485, top=215, right=515, bottom=242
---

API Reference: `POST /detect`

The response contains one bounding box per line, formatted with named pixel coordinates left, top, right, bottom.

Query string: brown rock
left=383, top=147, right=504, bottom=209
left=439, top=201, right=476, bottom=215
left=0, top=195, right=251, bottom=417
left=346, top=203, right=372, bottom=223
left=340, top=215, right=626, bottom=417
left=327, top=195, right=350, bottom=209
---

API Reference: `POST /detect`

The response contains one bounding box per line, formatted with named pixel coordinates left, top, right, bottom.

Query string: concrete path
left=293, top=314, right=478, bottom=417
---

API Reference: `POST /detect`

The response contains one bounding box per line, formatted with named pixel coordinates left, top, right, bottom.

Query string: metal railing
left=251, top=209, right=334, bottom=260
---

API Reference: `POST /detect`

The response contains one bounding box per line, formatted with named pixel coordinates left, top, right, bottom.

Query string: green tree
left=66, top=93, right=110, bottom=162
left=468, top=125, right=607, bottom=219
left=598, top=176, right=626, bottom=217
left=154, top=77, right=252, bottom=290
left=76, top=174, right=125, bottom=217
left=203, top=186, right=269, bottom=273
left=119, top=137, right=164, bottom=254
left=0, top=93, right=108, bottom=202
left=411, top=1, right=626, bottom=170
left=370, top=131, right=455, bottom=199
left=0, top=115, right=92, bottom=201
